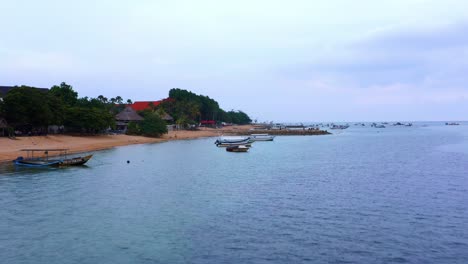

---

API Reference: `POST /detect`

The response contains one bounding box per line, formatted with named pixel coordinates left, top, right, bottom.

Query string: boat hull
left=250, top=134, right=274, bottom=141
left=13, top=159, right=61, bottom=167
left=250, top=137, right=274, bottom=141
left=13, top=154, right=93, bottom=167
left=226, top=145, right=249, bottom=152
left=59, top=155, right=93, bottom=166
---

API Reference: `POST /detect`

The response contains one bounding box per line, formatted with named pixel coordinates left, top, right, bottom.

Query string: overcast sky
left=1, top=0, right=468, bottom=122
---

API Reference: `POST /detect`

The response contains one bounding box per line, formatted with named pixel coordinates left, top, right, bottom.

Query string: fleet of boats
left=13, top=149, right=93, bottom=167
left=10, top=122, right=461, bottom=164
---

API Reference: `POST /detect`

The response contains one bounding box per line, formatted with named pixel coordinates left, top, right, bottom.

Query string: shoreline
left=0, top=125, right=331, bottom=163
left=0, top=126, right=250, bottom=163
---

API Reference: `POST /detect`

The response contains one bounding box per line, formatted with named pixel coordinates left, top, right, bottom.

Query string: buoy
left=127, top=160, right=130, bottom=164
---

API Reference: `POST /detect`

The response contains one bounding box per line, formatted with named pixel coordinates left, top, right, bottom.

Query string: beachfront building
left=128, top=99, right=172, bottom=111
left=127, top=100, right=174, bottom=123
left=115, top=106, right=144, bottom=133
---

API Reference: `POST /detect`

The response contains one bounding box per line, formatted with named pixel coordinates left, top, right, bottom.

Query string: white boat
left=250, top=134, right=274, bottom=141
left=215, top=136, right=252, bottom=147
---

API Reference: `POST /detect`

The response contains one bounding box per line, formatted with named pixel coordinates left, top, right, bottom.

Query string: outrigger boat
left=13, top=149, right=93, bottom=167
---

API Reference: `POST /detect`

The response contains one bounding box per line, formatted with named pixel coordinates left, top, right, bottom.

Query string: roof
left=161, top=112, right=173, bottom=121
left=129, top=98, right=174, bottom=111
left=130, top=101, right=162, bottom=111
left=115, top=106, right=144, bottom=121
left=0, top=86, right=12, bottom=96
left=0, top=86, right=48, bottom=96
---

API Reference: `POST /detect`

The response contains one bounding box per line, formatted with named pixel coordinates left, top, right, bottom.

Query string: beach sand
left=0, top=125, right=253, bottom=162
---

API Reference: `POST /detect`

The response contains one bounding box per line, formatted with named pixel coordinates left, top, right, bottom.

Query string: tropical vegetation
left=0, top=83, right=122, bottom=135
left=159, top=88, right=251, bottom=126
left=0, top=84, right=252, bottom=137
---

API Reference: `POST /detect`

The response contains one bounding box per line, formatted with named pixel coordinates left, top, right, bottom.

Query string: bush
left=140, top=113, right=168, bottom=137
left=126, top=121, right=140, bottom=135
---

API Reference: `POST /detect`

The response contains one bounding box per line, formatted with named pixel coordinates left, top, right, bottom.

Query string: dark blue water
left=1, top=124, right=468, bottom=263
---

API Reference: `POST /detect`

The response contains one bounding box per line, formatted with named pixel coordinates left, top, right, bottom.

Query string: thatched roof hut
left=115, top=106, right=144, bottom=122
left=160, top=112, right=173, bottom=122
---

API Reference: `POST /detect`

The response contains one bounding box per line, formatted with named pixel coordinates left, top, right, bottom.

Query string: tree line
left=160, top=88, right=251, bottom=126
left=0, top=83, right=123, bottom=135
left=0, top=84, right=252, bottom=137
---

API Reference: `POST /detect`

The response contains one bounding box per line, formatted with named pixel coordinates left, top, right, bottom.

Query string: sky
left=1, top=0, right=468, bottom=122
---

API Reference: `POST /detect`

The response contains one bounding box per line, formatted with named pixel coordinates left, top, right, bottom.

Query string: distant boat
left=250, top=134, right=274, bottom=141
left=215, top=137, right=252, bottom=147
left=226, top=145, right=250, bottom=152
left=371, top=123, right=385, bottom=128
left=446, top=122, right=460, bottom=126
left=330, top=124, right=349, bottom=129
left=13, top=149, right=93, bottom=167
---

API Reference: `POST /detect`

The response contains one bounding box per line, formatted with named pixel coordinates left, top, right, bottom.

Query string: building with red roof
left=128, top=98, right=174, bottom=111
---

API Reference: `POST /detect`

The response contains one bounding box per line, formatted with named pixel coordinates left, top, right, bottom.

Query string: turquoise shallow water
left=1, top=123, right=468, bottom=263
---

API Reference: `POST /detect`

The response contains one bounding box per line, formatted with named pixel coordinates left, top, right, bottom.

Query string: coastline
left=0, top=125, right=331, bottom=163
left=0, top=126, right=251, bottom=163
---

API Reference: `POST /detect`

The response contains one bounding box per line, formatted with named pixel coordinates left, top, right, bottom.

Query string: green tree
left=65, top=107, right=115, bottom=134
left=126, top=121, right=140, bottom=135
left=2, top=86, right=53, bottom=128
left=164, top=88, right=252, bottom=125
left=49, top=82, right=78, bottom=106
left=140, top=113, right=168, bottom=137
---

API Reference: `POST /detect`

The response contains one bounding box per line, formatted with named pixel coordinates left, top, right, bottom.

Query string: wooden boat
left=226, top=145, right=249, bottom=152
left=13, top=149, right=93, bottom=167
left=58, top=154, right=93, bottom=166
left=13, top=156, right=61, bottom=167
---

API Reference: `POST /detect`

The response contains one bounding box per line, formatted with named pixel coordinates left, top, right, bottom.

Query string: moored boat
left=250, top=134, right=274, bottom=141
left=226, top=145, right=249, bottom=152
left=330, top=124, right=349, bottom=129
left=13, top=149, right=93, bottom=167
left=215, top=136, right=252, bottom=147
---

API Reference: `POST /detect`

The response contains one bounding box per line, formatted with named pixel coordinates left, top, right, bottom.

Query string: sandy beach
left=0, top=125, right=253, bottom=163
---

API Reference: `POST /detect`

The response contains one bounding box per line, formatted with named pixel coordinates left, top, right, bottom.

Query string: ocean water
left=1, top=123, right=468, bottom=263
